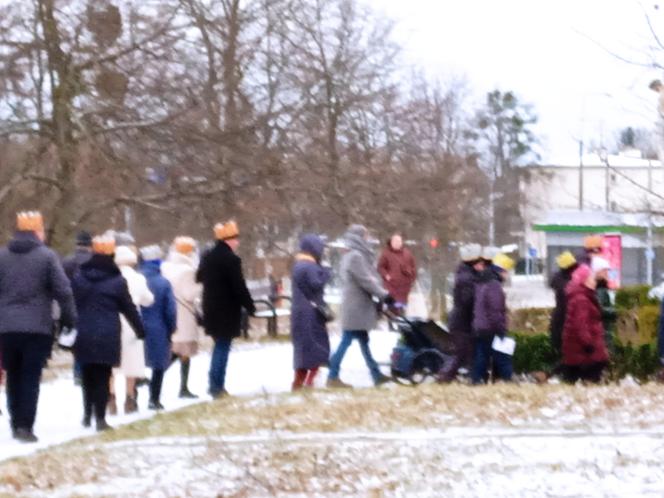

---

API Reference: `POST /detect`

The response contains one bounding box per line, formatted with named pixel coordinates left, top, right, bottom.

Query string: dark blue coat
left=73, top=254, right=145, bottom=366
left=141, top=261, right=177, bottom=370
left=291, top=235, right=332, bottom=370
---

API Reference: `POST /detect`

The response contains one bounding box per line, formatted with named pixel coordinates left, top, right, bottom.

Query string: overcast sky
left=368, top=0, right=664, bottom=161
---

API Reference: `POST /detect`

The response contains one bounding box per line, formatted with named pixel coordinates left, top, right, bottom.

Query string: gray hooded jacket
left=340, top=225, right=388, bottom=331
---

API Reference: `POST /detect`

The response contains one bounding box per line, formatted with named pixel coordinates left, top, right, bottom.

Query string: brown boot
left=107, top=393, right=117, bottom=416
left=124, top=395, right=138, bottom=414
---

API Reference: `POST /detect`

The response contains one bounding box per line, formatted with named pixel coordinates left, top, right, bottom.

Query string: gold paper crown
left=214, top=221, right=239, bottom=240
left=92, top=236, right=116, bottom=256
left=583, top=235, right=603, bottom=250
left=16, top=211, right=44, bottom=232
left=174, top=236, right=196, bottom=254
left=493, top=253, right=515, bottom=272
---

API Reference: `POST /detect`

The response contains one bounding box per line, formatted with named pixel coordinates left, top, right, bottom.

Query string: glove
left=583, top=344, right=595, bottom=355
left=496, top=330, right=506, bottom=340
left=383, top=295, right=396, bottom=306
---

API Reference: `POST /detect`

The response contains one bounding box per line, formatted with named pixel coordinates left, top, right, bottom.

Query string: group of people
left=549, top=236, right=616, bottom=383
left=0, top=212, right=257, bottom=441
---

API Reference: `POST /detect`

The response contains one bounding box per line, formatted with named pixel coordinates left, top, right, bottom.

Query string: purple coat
left=472, top=269, right=507, bottom=338
left=291, top=235, right=332, bottom=370
left=448, top=263, right=478, bottom=335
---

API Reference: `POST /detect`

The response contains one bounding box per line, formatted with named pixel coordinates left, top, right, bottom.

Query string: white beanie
left=459, top=243, right=482, bottom=262
left=481, top=246, right=500, bottom=261
left=140, top=244, right=164, bottom=262
left=115, top=245, right=138, bottom=267
left=591, top=257, right=610, bottom=273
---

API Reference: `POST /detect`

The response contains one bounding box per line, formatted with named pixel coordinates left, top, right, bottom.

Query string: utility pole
left=578, top=139, right=584, bottom=211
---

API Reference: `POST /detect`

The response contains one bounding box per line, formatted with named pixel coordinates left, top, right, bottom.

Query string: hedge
left=511, top=332, right=661, bottom=382
left=615, top=285, right=659, bottom=309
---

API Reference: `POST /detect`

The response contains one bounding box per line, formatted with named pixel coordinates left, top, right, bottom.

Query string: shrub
left=512, top=332, right=557, bottom=374
left=509, top=308, right=552, bottom=335
left=637, top=305, right=661, bottom=344
left=615, top=285, right=658, bottom=309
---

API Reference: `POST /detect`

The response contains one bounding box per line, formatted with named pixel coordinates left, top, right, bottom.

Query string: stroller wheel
left=409, top=350, right=445, bottom=385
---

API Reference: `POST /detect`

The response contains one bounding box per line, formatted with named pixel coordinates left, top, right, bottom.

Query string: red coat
left=377, top=247, right=416, bottom=303
left=562, top=282, right=609, bottom=366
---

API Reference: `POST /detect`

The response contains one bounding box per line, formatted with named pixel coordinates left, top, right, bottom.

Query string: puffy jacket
left=73, top=254, right=145, bottom=366
left=0, top=231, right=76, bottom=335
left=141, top=260, right=177, bottom=370
left=448, top=263, right=478, bottom=335
left=562, top=282, right=609, bottom=366
left=377, top=246, right=416, bottom=304
left=472, top=269, right=507, bottom=338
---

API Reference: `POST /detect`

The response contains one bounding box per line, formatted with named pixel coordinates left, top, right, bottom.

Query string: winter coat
left=73, top=254, right=145, bottom=366
left=562, top=282, right=609, bottom=366
left=118, top=264, right=154, bottom=377
left=62, top=249, right=93, bottom=282
left=141, top=261, right=177, bottom=370
left=0, top=231, right=76, bottom=335
left=549, top=266, right=576, bottom=355
left=448, top=263, right=478, bottom=336
left=596, top=282, right=617, bottom=340
left=340, top=232, right=388, bottom=332
left=162, top=252, right=202, bottom=344
left=472, top=269, right=507, bottom=338
left=291, top=235, right=332, bottom=370
left=196, top=241, right=256, bottom=340
left=377, top=246, right=416, bottom=304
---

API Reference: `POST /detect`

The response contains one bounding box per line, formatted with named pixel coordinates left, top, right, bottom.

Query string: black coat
left=73, top=254, right=145, bottom=366
left=549, top=266, right=576, bottom=355
left=196, top=241, right=255, bottom=340
left=448, top=263, right=478, bottom=336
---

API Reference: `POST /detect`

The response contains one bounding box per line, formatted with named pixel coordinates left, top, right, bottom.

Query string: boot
left=107, top=393, right=117, bottom=416
left=82, top=411, right=92, bottom=428
left=124, top=395, right=138, bottom=414
left=326, top=378, right=352, bottom=389
left=178, top=359, right=198, bottom=399
left=96, top=418, right=113, bottom=432
left=148, top=400, right=164, bottom=411
left=373, top=373, right=392, bottom=387
left=14, top=428, right=38, bottom=443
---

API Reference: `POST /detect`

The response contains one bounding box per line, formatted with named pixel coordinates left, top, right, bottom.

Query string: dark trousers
left=471, top=336, right=513, bottom=384
left=563, top=363, right=606, bottom=384
left=209, top=337, right=232, bottom=396
left=150, top=369, right=165, bottom=403
left=439, top=332, right=473, bottom=382
left=81, top=364, right=112, bottom=422
left=0, top=332, right=52, bottom=431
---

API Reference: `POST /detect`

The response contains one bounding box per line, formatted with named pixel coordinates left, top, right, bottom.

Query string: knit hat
left=140, top=244, right=163, bottom=261
left=76, top=231, right=93, bottom=248
left=571, top=264, right=592, bottom=285
left=591, top=257, right=610, bottom=273
left=16, top=211, right=44, bottom=232
left=583, top=235, right=603, bottom=250
left=493, top=253, right=515, bottom=272
left=92, top=236, right=116, bottom=256
left=214, top=221, right=239, bottom=241
left=115, top=245, right=138, bottom=266
left=459, top=243, right=482, bottom=262
left=481, top=246, right=500, bottom=262
left=174, top=236, right=196, bottom=254
left=556, top=251, right=576, bottom=270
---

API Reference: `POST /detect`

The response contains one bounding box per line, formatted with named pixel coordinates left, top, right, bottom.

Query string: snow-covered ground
left=0, top=329, right=398, bottom=463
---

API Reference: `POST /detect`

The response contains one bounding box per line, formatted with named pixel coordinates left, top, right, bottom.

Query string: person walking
left=471, top=253, right=515, bottom=384
left=162, top=237, right=202, bottom=398
left=575, top=235, right=603, bottom=266
left=0, top=212, right=77, bottom=442
left=139, top=245, right=177, bottom=410
left=549, top=251, right=578, bottom=361
left=73, top=236, right=145, bottom=431
left=291, top=234, right=332, bottom=391
left=591, top=257, right=617, bottom=353
left=62, top=230, right=93, bottom=386
left=438, top=243, right=484, bottom=382
left=327, top=225, right=393, bottom=388
left=378, top=234, right=416, bottom=311
left=197, top=221, right=255, bottom=399
left=114, top=245, right=154, bottom=413
left=561, top=264, right=609, bottom=384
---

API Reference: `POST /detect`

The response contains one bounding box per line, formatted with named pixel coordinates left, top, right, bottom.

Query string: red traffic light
left=429, top=238, right=439, bottom=249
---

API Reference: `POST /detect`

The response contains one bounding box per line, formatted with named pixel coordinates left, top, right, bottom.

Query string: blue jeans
left=472, top=336, right=513, bottom=384
left=209, top=337, right=232, bottom=396
left=328, top=330, right=382, bottom=382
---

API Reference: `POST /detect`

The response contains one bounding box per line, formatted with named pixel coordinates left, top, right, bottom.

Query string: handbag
left=295, top=278, right=335, bottom=323
left=58, top=327, right=78, bottom=350
left=175, top=295, right=205, bottom=327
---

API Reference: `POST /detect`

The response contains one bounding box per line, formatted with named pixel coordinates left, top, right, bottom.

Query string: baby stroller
left=388, top=314, right=455, bottom=385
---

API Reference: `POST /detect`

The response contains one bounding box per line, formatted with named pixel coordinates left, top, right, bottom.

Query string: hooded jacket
left=562, top=281, right=609, bottom=366
left=162, top=251, right=202, bottom=344
left=0, top=231, right=76, bottom=335
left=73, top=254, right=145, bottom=366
